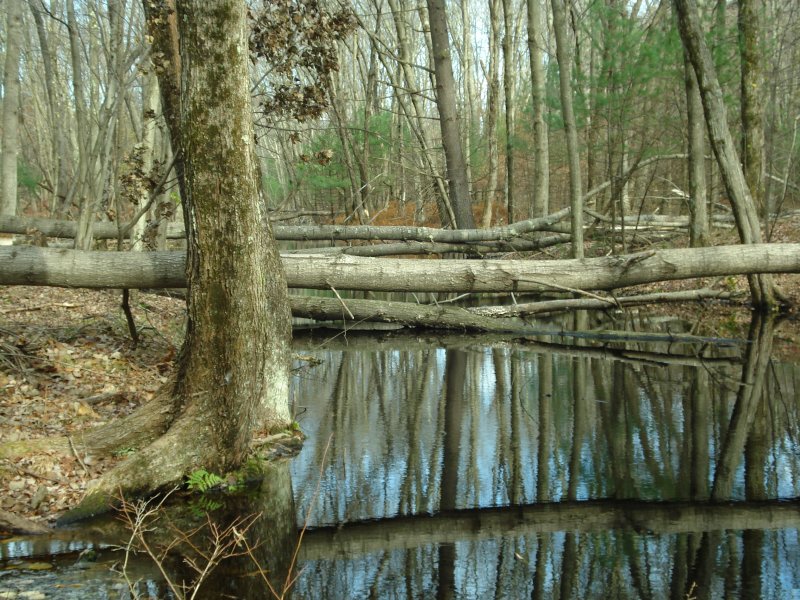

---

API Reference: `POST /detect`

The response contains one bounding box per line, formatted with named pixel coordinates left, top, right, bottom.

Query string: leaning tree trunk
left=673, top=0, right=777, bottom=308
left=61, top=0, right=292, bottom=520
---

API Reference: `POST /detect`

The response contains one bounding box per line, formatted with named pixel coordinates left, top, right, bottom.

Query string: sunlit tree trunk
left=482, top=0, right=501, bottom=228
left=1, top=0, right=23, bottom=215
left=426, top=0, right=476, bottom=229
left=551, top=0, right=584, bottom=257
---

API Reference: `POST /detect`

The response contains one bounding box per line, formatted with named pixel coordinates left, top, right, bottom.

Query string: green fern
left=186, top=469, right=224, bottom=494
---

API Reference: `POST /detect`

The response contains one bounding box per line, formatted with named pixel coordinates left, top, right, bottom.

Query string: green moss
left=56, top=491, right=115, bottom=525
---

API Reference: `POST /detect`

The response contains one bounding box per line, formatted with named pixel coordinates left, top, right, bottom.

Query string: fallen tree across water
left=2, top=244, right=799, bottom=295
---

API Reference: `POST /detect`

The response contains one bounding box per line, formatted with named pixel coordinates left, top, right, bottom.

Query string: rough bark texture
left=176, top=0, right=292, bottom=454
left=3, top=243, right=799, bottom=296
left=426, top=0, right=476, bottom=229
left=673, top=0, right=776, bottom=307
left=58, top=0, right=292, bottom=521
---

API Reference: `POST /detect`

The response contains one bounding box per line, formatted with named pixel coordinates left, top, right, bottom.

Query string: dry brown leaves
left=0, top=286, right=184, bottom=524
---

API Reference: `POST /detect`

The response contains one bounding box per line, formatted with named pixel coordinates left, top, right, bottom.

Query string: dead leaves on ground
left=0, top=287, right=184, bottom=525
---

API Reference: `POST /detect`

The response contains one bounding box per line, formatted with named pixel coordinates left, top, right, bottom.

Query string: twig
left=328, top=285, right=354, bottom=320
left=1, top=458, right=65, bottom=484
left=0, top=302, right=77, bottom=314
left=516, top=276, right=619, bottom=306
left=67, top=436, right=90, bottom=475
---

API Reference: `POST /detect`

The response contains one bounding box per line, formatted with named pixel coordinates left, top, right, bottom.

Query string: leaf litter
left=1, top=286, right=185, bottom=525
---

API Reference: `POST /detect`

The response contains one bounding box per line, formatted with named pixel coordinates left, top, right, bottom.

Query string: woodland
left=1, top=0, right=800, bottom=524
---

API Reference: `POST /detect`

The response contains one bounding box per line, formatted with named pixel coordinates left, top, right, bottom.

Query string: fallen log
left=0, top=208, right=571, bottom=244
left=287, top=234, right=570, bottom=257
left=473, top=288, right=742, bottom=317
left=1, top=244, right=799, bottom=295
left=291, top=295, right=523, bottom=332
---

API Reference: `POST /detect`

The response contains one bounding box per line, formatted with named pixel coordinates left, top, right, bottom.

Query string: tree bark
left=551, top=0, right=584, bottom=258
left=527, top=0, right=550, bottom=217
left=3, top=243, right=799, bottom=296
left=0, top=207, right=571, bottom=243
left=58, top=0, right=292, bottom=520
left=501, top=0, right=518, bottom=222
left=1, top=0, right=23, bottom=215
left=738, top=0, right=766, bottom=219
left=673, top=0, right=777, bottom=308
left=426, top=0, right=476, bottom=228
left=683, top=46, right=709, bottom=247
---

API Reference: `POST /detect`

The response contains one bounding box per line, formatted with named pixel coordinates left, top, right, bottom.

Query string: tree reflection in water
left=175, top=313, right=800, bottom=599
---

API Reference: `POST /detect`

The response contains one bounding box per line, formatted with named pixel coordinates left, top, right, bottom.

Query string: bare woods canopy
left=2, top=0, right=797, bottom=241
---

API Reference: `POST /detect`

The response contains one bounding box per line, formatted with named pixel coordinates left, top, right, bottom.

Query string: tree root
left=58, top=405, right=214, bottom=524
left=0, top=382, right=177, bottom=462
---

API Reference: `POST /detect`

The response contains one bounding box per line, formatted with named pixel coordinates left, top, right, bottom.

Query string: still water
left=2, top=311, right=800, bottom=599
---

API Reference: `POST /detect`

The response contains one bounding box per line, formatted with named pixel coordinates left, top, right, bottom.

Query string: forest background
left=1, top=0, right=798, bottom=257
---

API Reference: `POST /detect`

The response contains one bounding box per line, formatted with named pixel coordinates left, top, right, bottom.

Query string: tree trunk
left=551, top=0, right=584, bottom=257
left=1, top=0, right=23, bottom=215
left=177, top=0, right=292, bottom=456
left=426, top=0, right=476, bottom=229
left=683, top=46, right=709, bottom=247
left=4, top=243, right=800, bottom=296
left=527, top=0, right=550, bottom=217
left=502, top=0, right=518, bottom=222
left=738, top=0, right=766, bottom=220
left=59, top=0, right=292, bottom=520
left=673, top=0, right=777, bottom=308
left=482, top=0, right=502, bottom=228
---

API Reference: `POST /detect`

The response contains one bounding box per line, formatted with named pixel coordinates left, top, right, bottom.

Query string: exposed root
left=58, top=405, right=215, bottom=524
left=0, top=381, right=177, bottom=462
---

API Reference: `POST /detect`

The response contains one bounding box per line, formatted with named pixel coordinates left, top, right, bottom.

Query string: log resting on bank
left=1, top=244, right=799, bottom=294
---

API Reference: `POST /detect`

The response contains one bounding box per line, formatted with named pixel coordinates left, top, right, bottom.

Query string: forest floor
left=2, top=226, right=800, bottom=531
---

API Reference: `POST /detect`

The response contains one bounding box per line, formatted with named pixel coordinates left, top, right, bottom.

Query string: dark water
left=2, top=312, right=799, bottom=599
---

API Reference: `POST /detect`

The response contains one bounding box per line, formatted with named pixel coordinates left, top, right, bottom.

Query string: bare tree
left=1, top=0, right=24, bottom=215
left=673, top=0, right=778, bottom=307
left=501, top=0, right=518, bottom=222
left=426, top=0, right=476, bottom=228
left=738, top=0, right=766, bottom=219
left=683, top=46, right=708, bottom=247
left=527, top=0, right=549, bottom=217
left=551, top=0, right=584, bottom=257
left=54, top=0, right=293, bottom=516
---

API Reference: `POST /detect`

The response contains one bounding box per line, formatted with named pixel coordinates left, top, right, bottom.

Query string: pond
left=2, top=311, right=799, bottom=599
